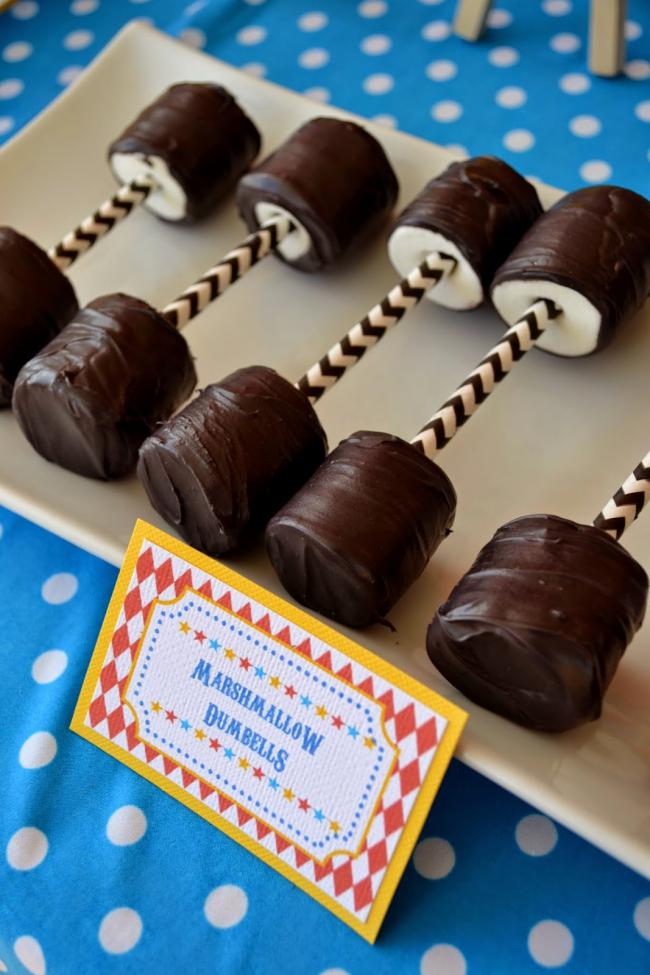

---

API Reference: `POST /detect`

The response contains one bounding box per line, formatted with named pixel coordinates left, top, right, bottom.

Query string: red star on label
left=331, top=714, right=345, bottom=729
left=298, top=797, right=311, bottom=812
left=253, top=766, right=265, bottom=780
left=284, top=684, right=297, bottom=699
left=165, top=709, right=177, bottom=723
left=194, top=630, right=206, bottom=644
left=209, top=738, right=221, bottom=750
left=239, top=657, right=252, bottom=671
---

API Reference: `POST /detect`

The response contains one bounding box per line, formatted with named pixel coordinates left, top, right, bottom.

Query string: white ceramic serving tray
left=1, top=22, right=648, bottom=878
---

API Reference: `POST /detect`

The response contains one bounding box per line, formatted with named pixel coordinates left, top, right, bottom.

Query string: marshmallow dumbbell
left=14, top=118, right=397, bottom=482
left=139, top=155, right=538, bottom=554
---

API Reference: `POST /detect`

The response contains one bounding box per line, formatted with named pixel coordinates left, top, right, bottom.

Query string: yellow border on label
left=71, top=520, right=467, bottom=943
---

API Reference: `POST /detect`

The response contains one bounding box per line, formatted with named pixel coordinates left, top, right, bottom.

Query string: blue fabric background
left=1, top=2, right=649, bottom=973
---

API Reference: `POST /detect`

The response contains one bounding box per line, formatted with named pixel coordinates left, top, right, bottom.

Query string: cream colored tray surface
left=1, top=22, right=648, bottom=878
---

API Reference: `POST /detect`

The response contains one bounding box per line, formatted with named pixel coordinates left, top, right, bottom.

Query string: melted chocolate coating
left=236, top=117, right=399, bottom=271
left=491, top=186, right=650, bottom=351
left=392, top=156, right=542, bottom=292
left=266, top=431, right=457, bottom=628
left=109, top=83, right=261, bottom=222
left=427, top=514, right=648, bottom=732
left=13, top=293, right=196, bottom=480
left=0, top=227, right=78, bottom=407
left=138, top=365, right=328, bottom=555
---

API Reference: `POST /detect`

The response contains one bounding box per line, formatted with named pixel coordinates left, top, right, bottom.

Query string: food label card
left=72, top=521, right=466, bottom=942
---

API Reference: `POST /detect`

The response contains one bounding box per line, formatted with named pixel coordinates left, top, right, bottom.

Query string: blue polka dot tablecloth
left=0, top=1, right=650, bottom=973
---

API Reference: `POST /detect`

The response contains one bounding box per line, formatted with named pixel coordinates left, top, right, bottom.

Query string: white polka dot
left=363, top=72, right=394, bottom=94
left=550, top=32, right=581, bottom=53
left=421, top=20, right=450, bottom=41
left=63, top=29, right=94, bottom=50
left=10, top=1, right=39, bottom=19
left=431, top=100, right=462, bottom=122
left=57, top=65, right=83, bottom=86
left=13, top=937, right=45, bottom=975
left=319, top=970, right=350, bottom=975
left=542, top=0, right=571, bottom=14
left=237, top=25, right=267, bottom=45
left=413, top=837, right=456, bottom=879
left=3, top=42, right=33, bottom=63
left=487, top=8, right=512, bottom=28
left=41, top=572, right=78, bottom=605
left=625, top=59, right=650, bottom=80
left=373, top=113, right=397, bottom=127
left=71, top=0, right=99, bottom=13
left=361, top=34, right=391, bottom=55
left=184, top=0, right=207, bottom=14
left=99, top=908, right=142, bottom=954
left=241, top=62, right=266, bottom=78
left=445, top=143, right=468, bottom=157
left=358, top=1, right=387, bottom=17
left=179, top=27, right=206, bottom=49
left=32, top=649, right=68, bottom=684
left=299, top=47, right=330, bottom=68
left=495, top=85, right=527, bottom=108
left=298, top=11, right=328, bottom=32
left=6, top=827, right=48, bottom=871
left=0, top=79, right=23, bottom=100
left=19, top=731, right=57, bottom=770
left=0, top=117, right=14, bottom=136
left=515, top=814, right=558, bottom=856
left=304, top=86, right=330, bottom=102
left=106, top=805, right=147, bottom=846
left=488, top=45, right=519, bottom=67
left=0, top=959, right=7, bottom=971
left=418, top=0, right=445, bottom=4
left=528, top=920, right=574, bottom=968
left=580, top=160, right=612, bottom=182
left=503, top=128, right=535, bottom=152
left=559, top=71, right=590, bottom=93
left=569, top=114, right=601, bottom=137
left=420, top=943, right=467, bottom=975
left=626, top=20, right=642, bottom=42
left=204, top=885, right=248, bottom=928
left=633, top=897, right=650, bottom=940
left=635, top=100, right=650, bottom=122
left=426, top=59, right=457, bottom=81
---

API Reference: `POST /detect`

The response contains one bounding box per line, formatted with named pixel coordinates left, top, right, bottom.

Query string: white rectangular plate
left=1, top=22, right=648, bottom=878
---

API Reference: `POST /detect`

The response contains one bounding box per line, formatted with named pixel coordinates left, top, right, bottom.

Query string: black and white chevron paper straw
left=162, top=216, right=294, bottom=330
left=296, top=252, right=457, bottom=404
left=594, top=453, right=650, bottom=540
left=410, top=297, right=559, bottom=459
left=47, top=178, right=155, bottom=271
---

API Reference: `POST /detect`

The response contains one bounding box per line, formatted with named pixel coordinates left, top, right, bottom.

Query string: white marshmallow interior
left=387, top=224, right=483, bottom=310
left=491, top=278, right=602, bottom=357
left=253, top=201, right=312, bottom=262
left=109, top=151, right=187, bottom=221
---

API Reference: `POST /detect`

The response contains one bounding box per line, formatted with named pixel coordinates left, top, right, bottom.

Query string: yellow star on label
left=329, top=820, right=341, bottom=834
left=269, top=675, right=282, bottom=688
left=315, top=705, right=328, bottom=719
left=194, top=728, right=206, bottom=741
left=179, top=621, right=191, bottom=634
left=150, top=701, right=162, bottom=713
left=238, top=757, right=250, bottom=771
left=283, top=788, right=295, bottom=802
left=363, top=737, right=376, bottom=750
left=224, top=648, right=236, bottom=660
